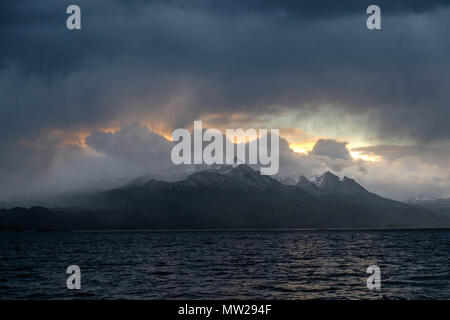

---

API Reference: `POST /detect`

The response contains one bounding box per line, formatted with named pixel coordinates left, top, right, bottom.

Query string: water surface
left=0, top=229, right=449, bottom=299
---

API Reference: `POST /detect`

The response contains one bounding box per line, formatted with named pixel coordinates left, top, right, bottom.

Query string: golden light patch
left=152, top=129, right=173, bottom=142
left=289, top=142, right=316, bottom=154
left=99, top=126, right=120, bottom=134
left=350, top=151, right=381, bottom=162
left=50, top=129, right=91, bottom=148
left=20, top=128, right=91, bottom=149
left=225, top=129, right=259, bottom=144
left=276, top=128, right=318, bottom=154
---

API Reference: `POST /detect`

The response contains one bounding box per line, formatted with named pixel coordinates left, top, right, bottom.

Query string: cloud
left=278, top=138, right=450, bottom=201
left=271, top=137, right=355, bottom=178
left=85, top=123, right=172, bottom=171
left=339, top=157, right=450, bottom=201
left=1, top=1, right=450, bottom=200
left=352, top=144, right=450, bottom=168
left=310, top=139, right=351, bottom=160
left=305, top=139, right=356, bottom=172
left=1, top=1, right=450, bottom=142
left=0, top=122, right=448, bottom=202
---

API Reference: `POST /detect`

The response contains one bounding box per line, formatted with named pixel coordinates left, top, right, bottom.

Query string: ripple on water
left=0, top=229, right=449, bottom=299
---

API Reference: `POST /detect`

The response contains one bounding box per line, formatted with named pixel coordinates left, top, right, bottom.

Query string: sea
left=0, top=229, right=449, bottom=299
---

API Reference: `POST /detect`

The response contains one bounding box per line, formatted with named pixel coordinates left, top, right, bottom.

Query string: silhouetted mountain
left=297, top=176, right=322, bottom=195
left=0, top=165, right=448, bottom=230
left=280, top=177, right=297, bottom=186
left=307, top=171, right=370, bottom=195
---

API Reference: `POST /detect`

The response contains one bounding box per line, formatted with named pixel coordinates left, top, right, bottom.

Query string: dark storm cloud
left=2, top=0, right=450, bottom=76
left=116, top=0, right=449, bottom=18
left=3, top=0, right=449, bottom=140
left=1, top=0, right=450, bottom=198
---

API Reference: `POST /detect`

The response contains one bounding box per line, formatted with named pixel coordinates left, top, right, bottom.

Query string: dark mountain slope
left=0, top=165, right=448, bottom=230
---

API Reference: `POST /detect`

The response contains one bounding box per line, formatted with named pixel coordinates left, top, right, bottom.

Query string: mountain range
left=0, top=165, right=449, bottom=230
left=407, top=196, right=450, bottom=218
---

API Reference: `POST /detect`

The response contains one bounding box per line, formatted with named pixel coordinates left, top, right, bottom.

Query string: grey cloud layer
left=1, top=0, right=449, bottom=199
left=2, top=0, right=450, bottom=141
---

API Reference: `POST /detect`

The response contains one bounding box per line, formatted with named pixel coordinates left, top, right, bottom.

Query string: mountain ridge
left=0, top=165, right=449, bottom=230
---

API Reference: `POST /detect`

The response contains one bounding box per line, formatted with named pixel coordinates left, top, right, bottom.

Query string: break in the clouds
left=0, top=0, right=449, bottom=200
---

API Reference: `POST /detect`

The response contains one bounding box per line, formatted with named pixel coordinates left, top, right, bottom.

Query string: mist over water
left=0, top=229, right=449, bottom=299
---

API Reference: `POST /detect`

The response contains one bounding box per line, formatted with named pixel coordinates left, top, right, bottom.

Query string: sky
left=0, top=0, right=449, bottom=201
